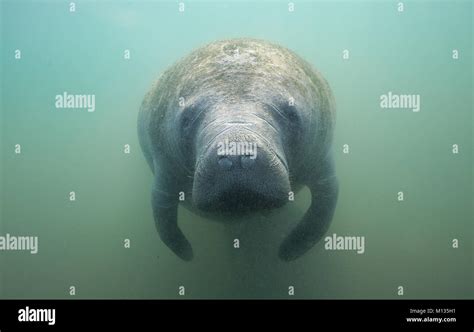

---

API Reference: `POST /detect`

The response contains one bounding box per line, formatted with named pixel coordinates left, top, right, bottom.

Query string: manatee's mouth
left=196, top=186, right=288, bottom=215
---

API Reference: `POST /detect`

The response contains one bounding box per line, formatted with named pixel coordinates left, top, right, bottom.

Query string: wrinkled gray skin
left=138, top=39, right=338, bottom=261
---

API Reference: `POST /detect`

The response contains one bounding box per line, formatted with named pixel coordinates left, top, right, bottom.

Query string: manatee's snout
left=192, top=126, right=290, bottom=214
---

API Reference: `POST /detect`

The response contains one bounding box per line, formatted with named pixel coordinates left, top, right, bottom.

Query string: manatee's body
left=138, top=39, right=338, bottom=261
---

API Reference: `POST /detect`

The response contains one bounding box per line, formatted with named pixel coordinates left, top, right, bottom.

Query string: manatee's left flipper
left=279, top=165, right=338, bottom=261
left=151, top=171, right=193, bottom=261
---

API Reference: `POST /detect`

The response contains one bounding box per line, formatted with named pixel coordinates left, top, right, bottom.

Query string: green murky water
left=1, top=0, right=472, bottom=299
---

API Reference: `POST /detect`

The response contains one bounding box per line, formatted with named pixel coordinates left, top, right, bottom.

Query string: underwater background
left=1, top=0, right=472, bottom=299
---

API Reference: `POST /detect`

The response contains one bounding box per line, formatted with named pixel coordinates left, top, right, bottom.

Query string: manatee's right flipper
left=278, top=157, right=338, bottom=261
left=151, top=171, right=193, bottom=261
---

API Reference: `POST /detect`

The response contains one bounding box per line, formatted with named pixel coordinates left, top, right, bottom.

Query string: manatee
left=137, top=38, right=338, bottom=261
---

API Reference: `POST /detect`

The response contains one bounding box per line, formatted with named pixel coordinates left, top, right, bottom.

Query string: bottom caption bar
left=0, top=299, right=472, bottom=330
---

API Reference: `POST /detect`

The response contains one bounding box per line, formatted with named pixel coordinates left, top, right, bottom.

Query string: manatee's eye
left=282, top=104, right=299, bottom=124
left=179, top=108, right=194, bottom=132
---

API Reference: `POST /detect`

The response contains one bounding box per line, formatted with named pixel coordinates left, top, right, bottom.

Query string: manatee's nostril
left=218, top=157, right=233, bottom=170
left=241, top=155, right=256, bottom=169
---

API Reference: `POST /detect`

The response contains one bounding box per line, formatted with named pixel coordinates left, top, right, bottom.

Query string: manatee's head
left=167, top=39, right=333, bottom=215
